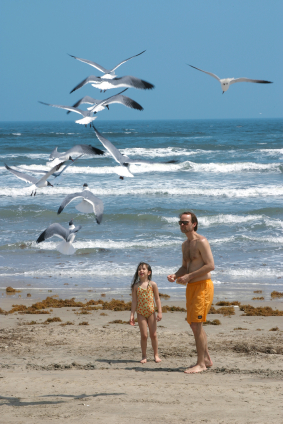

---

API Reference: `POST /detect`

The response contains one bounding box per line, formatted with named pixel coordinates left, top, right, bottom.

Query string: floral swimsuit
left=136, top=282, right=155, bottom=319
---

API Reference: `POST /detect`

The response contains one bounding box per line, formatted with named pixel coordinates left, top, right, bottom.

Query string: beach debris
left=79, top=321, right=89, bottom=325
left=215, top=301, right=240, bottom=306
left=0, top=308, right=8, bottom=315
left=252, top=297, right=265, bottom=300
left=27, top=293, right=31, bottom=297
left=254, top=290, right=263, bottom=293
left=159, top=293, right=171, bottom=299
left=269, top=327, right=279, bottom=331
left=208, top=306, right=235, bottom=316
left=6, top=286, right=21, bottom=293
left=44, top=317, right=62, bottom=324
left=271, top=291, right=283, bottom=299
left=240, top=305, right=283, bottom=316
left=100, top=312, right=108, bottom=316
left=203, top=319, right=221, bottom=325
left=234, top=327, right=248, bottom=330
left=161, top=305, right=186, bottom=312
left=109, top=319, right=132, bottom=325
left=60, top=321, right=74, bottom=326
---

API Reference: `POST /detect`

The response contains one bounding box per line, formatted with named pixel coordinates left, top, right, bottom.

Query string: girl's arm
left=152, top=282, right=162, bottom=322
left=130, top=285, right=137, bottom=325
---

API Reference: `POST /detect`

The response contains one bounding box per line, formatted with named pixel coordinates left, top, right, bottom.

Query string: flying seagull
left=39, top=101, right=97, bottom=126
left=5, top=161, right=66, bottom=195
left=36, top=219, right=82, bottom=255
left=9, top=156, right=81, bottom=185
left=70, top=75, right=154, bottom=94
left=188, top=64, right=273, bottom=93
left=49, top=145, right=104, bottom=162
left=68, top=89, right=143, bottom=115
left=57, top=183, right=104, bottom=224
left=68, top=50, right=146, bottom=79
left=92, top=126, right=177, bottom=179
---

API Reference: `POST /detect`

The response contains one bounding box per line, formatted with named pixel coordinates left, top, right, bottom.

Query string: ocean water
left=0, top=119, right=282, bottom=301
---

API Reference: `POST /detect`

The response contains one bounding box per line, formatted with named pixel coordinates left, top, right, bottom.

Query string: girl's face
left=138, top=264, right=151, bottom=279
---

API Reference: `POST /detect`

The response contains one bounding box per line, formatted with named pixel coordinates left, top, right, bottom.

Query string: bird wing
left=70, top=76, right=101, bottom=93
left=91, top=89, right=143, bottom=112
left=36, top=161, right=66, bottom=185
left=110, top=50, right=146, bottom=72
left=68, top=54, right=109, bottom=73
left=52, top=155, right=82, bottom=178
left=57, top=192, right=84, bottom=214
left=50, top=147, right=59, bottom=159
left=39, top=101, right=86, bottom=117
left=4, top=163, right=38, bottom=184
left=230, top=78, right=273, bottom=85
left=110, top=76, right=154, bottom=90
left=67, top=144, right=105, bottom=156
left=67, top=96, right=99, bottom=114
left=68, top=225, right=82, bottom=236
left=92, top=126, right=129, bottom=165
left=36, top=223, right=68, bottom=243
left=83, top=191, right=104, bottom=224
left=187, top=64, right=220, bottom=81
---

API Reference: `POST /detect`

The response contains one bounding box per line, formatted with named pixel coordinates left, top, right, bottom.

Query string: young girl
left=129, top=262, right=162, bottom=363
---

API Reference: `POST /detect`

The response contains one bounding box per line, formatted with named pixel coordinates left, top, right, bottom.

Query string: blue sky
left=0, top=0, right=282, bottom=121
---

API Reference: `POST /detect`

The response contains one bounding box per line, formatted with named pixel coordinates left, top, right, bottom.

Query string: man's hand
left=176, top=274, right=191, bottom=285
left=156, top=313, right=162, bottom=322
left=129, top=315, right=135, bottom=326
left=167, top=274, right=176, bottom=282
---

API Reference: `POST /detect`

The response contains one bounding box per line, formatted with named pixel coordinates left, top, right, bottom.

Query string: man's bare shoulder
left=195, top=234, right=211, bottom=248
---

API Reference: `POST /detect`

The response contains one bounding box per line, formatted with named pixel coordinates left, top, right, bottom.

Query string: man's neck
left=185, top=231, right=198, bottom=241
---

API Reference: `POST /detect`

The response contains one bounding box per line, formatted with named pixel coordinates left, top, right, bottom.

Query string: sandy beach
left=0, top=291, right=282, bottom=424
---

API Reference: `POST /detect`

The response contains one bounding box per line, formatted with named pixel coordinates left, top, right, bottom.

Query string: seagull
left=92, top=126, right=178, bottom=179
left=49, top=145, right=104, bottom=162
left=68, top=50, right=146, bottom=79
left=36, top=219, right=82, bottom=255
left=70, top=75, right=154, bottom=94
left=188, top=64, right=273, bottom=93
left=4, top=161, right=66, bottom=195
left=57, top=183, right=104, bottom=224
left=68, top=89, right=143, bottom=115
left=39, top=101, right=97, bottom=127
left=14, top=156, right=82, bottom=179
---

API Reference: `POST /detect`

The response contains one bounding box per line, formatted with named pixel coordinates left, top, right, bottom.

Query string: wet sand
left=0, top=295, right=282, bottom=424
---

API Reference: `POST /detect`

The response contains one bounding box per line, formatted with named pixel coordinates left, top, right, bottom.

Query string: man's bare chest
left=184, top=241, right=200, bottom=263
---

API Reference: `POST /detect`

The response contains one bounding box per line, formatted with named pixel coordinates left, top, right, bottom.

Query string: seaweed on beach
left=271, top=291, right=283, bottom=299
left=79, top=321, right=89, bottom=325
left=208, top=306, right=235, bottom=316
left=252, top=297, right=265, bottom=300
left=102, top=299, right=132, bottom=311
left=159, top=293, right=171, bottom=299
left=203, top=319, right=221, bottom=325
left=60, top=321, right=74, bottom=326
left=269, top=327, right=279, bottom=331
left=0, top=307, right=8, bottom=315
left=254, top=290, right=262, bottom=294
left=109, top=319, right=131, bottom=325
left=6, top=286, right=21, bottom=293
left=44, top=317, right=62, bottom=324
left=234, top=327, right=248, bottom=330
left=161, top=305, right=186, bottom=313
left=240, top=305, right=283, bottom=316
left=215, top=301, right=241, bottom=306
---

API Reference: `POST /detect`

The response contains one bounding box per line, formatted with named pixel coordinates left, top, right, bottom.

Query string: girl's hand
left=156, top=313, right=162, bottom=322
left=129, top=315, right=135, bottom=326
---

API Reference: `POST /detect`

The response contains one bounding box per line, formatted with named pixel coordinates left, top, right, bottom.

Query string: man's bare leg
left=148, top=313, right=161, bottom=363
left=137, top=314, right=148, bottom=363
left=185, top=322, right=209, bottom=374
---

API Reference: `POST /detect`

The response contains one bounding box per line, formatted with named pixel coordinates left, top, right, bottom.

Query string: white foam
left=162, top=214, right=265, bottom=226
left=11, top=133, right=21, bottom=136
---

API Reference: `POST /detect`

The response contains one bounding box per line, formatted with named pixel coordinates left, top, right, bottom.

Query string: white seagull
left=5, top=161, right=66, bottom=195
left=68, top=89, right=143, bottom=114
left=39, top=101, right=97, bottom=126
left=93, top=126, right=177, bottom=179
left=49, top=145, right=104, bottom=162
left=70, top=75, right=154, bottom=94
left=36, top=219, right=82, bottom=255
left=68, top=50, right=146, bottom=79
left=188, top=64, right=273, bottom=93
left=57, top=183, right=104, bottom=224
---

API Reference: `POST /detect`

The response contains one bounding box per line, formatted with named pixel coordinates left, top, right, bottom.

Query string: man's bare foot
left=184, top=364, right=207, bottom=374
left=140, top=358, right=147, bottom=364
left=154, top=355, right=162, bottom=363
left=187, top=359, right=212, bottom=369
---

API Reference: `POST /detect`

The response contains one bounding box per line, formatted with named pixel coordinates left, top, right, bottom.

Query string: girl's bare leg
left=148, top=313, right=161, bottom=363
left=137, top=314, right=148, bottom=363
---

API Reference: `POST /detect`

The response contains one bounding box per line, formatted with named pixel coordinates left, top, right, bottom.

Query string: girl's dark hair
left=131, top=262, right=152, bottom=289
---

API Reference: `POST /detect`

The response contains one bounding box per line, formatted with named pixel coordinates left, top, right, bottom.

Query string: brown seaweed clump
left=208, top=306, right=235, bottom=316
left=271, top=291, right=283, bottom=299
left=60, top=321, right=74, bottom=326
left=161, top=305, right=186, bottom=313
left=109, top=319, right=131, bottom=325
left=269, top=327, right=279, bottom=331
left=240, top=305, right=283, bottom=316
left=102, top=299, right=132, bottom=311
left=8, top=297, right=86, bottom=314
left=79, top=321, right=89, bottom=325
left=100, top=312, right=108, bottom=316
left=252, top=297, right=265, bottom=300
left=203, top=319, right=221, bottom=325
left=44, top=317, right=62, bottom=324
left=215, top=301, right=241, bottom=306
left=234, top=327, right=248, bottom=330
left=254, top=290, right=262, bottom=294
left=6, top=286, right=21, bottom=293
left=159, top=293, right=171, bottom=299
left=0, top=307, right=8, bottom=315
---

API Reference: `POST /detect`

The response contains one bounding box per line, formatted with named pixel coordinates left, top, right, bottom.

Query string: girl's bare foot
left=154, top=355, right=162, bottom=363
left=184, top=364, right=207, bottom=374
left=140, top=358, right=147, bottom=364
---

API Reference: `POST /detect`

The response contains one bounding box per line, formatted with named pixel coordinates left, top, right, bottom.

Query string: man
left=167, top=211, right=214, bottom=374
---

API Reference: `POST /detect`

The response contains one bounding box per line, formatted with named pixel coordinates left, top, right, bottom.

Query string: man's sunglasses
left=178, top=220, right=190, bottom=225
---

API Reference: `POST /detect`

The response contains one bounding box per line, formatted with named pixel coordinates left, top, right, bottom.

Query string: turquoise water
left=0, top=119, right=282, bottom=301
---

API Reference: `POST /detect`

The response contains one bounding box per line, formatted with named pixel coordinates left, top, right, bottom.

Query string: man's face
left=179, top=214, right=195, bottom=234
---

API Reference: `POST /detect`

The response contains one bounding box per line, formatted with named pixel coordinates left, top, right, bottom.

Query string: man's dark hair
left=179, top=211, right=198, bottom=231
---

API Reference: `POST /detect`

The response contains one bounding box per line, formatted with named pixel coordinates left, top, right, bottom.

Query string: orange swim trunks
left=186, top=279, right=214, bottom=324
